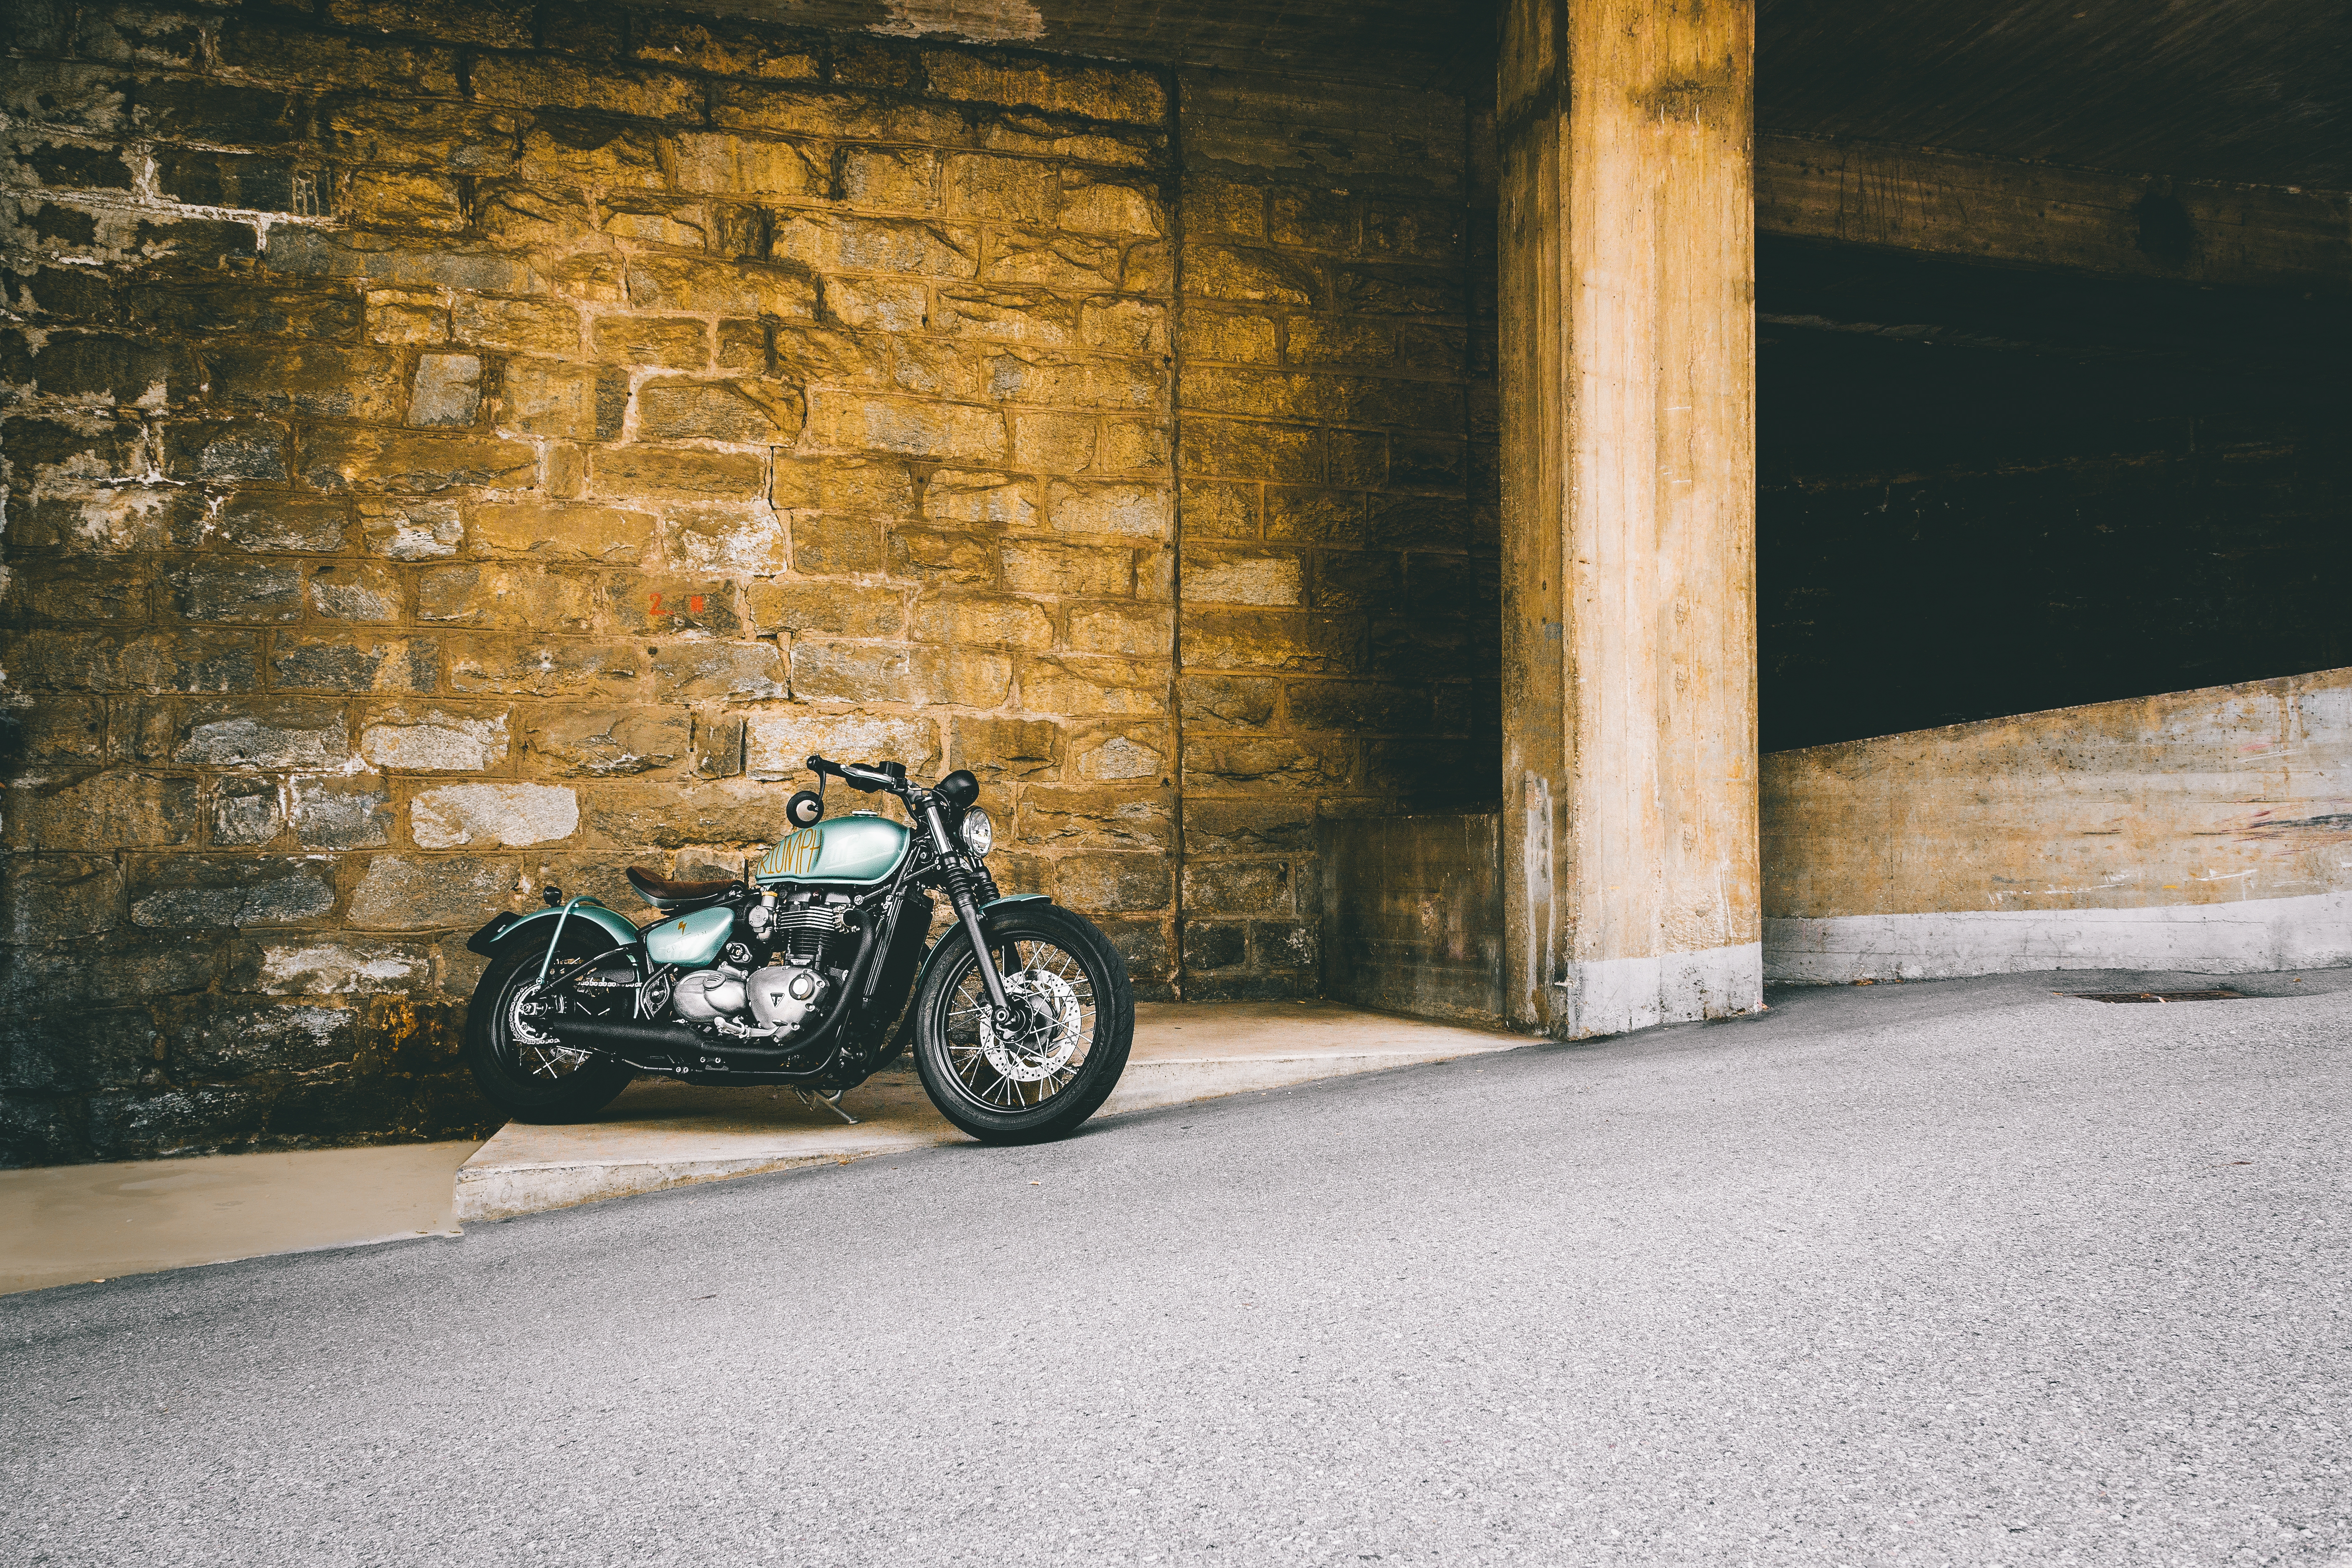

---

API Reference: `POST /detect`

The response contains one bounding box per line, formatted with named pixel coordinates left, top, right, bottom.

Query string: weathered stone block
left=1267, top=488, right=1365, bottom=544
left=1081, top=298, right=1168, bottom=356
left=1181, top=800, right=1315, bottom=856
left=911, top=595, right=1054, bottom=648
left=7, top=769, right=197, bottom=851
left=591, top=315, right=710, bottom=369
left=665, top=131, right=816, bottom=197
left=1185, top=175, right=1266, bottom=239
left=1071, top=729, right=1167, bottom=783
left=0, top=695, right=106, bottom=765
left=174, top=702, right=350, bottom=769
left=0, top=558, right=151, bottom=623
left=745, top=711, right=938, bottom=781
left=307, top=561, right=404, bottom=622
left=347, top=854, right=516, bottom=929
left=947, top=716, right=1062, bottom=783
left=1287, top=679, right=1433, bottom=733
left=471, top=55, right=699, bottom=121
left=625, top=256, right=819, bottom=319
left=521, top=706, right=689, bottom=777
left=1312, top=550, right=1403, bottom=609
left=2, top=853, right=123, bottom=941
left=12, top=331, right=197, bottom=404
left=451, top=295, right=579, bottom=355
left=168, top=560, right=304, bottom=624
left=360, top=498, right=464, bottom=560
left=693, top=715, right=745, bottom=779
left=130, top=855, right=336, bottom=929
left=663, top=502, right=788, bottom=574
left=1016, top=788, right=1172, bottom=851
left=933, top=287, right=1080, bottom=348
left=499, top=357, right=629, bottom=440
left=1061, top=603, right=1166, bottom=657
left=471, top=502, right=652, bottom=562
left=1181, top=735, right=1352, bottom=791
left=229, top=936, right=433, bottom=997
left=632, top=15, right=816, bottom=78
left=746, top=580, right=904, bottom=638
left=772, top=454, right=917, bottom=515
left=1182, top=920, right=1247, bottom=970
left=924, top=53, right=1166, bottom=126
left=581, top=778, right=787, bottom=850
left=1183, top=548, right=1304, bottom=607
left=411, top=783, right=579, bottom=850
left=1179, top=675, right=1278, bottom=727
left=1, top=628, right=261, bottom=695
left=1021, top=655, right=1164, bottom=717
left=214, top=499, right=349, bottom=554
left=169, top=998, right=355, bottom=1078
left=272, top=634, right=438, bottom=694
left=358, top=706, right=509, bottom=772
left=637, top=379, right=806, bottom=444
left=806, top=390, right=1005, bottom=463
left=922, top=469, right=1034, bottom=527
left=801, top=516, right=891, bottom=575
left=448, top=638, right=641, bottom=699
left=589, top=445, right=767, bottom=498
left=1336, top=263, right=1463, bottom=316
left=2, top=1009, right=156, bottom=1097
left=1287, top=317, right=1397, bottom=364
left=1183, top=246, right=1317, bottom=307
left=1184, top=858, right=1293, bottom=917
left=301, top=429, right=537, bottom=494
left=407, top=352, right=483, bottom=427
left=774, top=212, right=978, bottom=281
left=1055, top=853, right=1171, bottom=913
left=1000, top=540, right=1136, bottom=597
left=1179, top=418, right=1318, bottom=483
left=206, top=774, right=285, bottom=848
left=291, top=775, right=393, bottom=849
left=652, top=641, right=784, bottom=701
left=1180, top=481, right=1260, bottom=540
left=1048, top=480, right=1168, bottom=537
left=164, top=420, right=289, bottom=483
left=1187, top=608, right=1365, bottom=676
left=365, top=286, right=447, bottom=345
left=942, top=154, right=1057, bottom=222
left=416, top=566, right=600, bottom=632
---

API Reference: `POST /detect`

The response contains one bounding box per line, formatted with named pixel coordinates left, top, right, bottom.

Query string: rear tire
left=462, top=934, right=637, bottom=1124
left=911, top=903, right=1133, bottom=1144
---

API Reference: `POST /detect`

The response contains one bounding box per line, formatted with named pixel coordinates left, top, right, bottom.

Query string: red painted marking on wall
left=688, top=594, right=706, bottom=613
left=649, top=592, right=662, bottom=612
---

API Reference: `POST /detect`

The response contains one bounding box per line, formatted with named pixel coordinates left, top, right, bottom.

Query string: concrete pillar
left=1496, top=0, right=1761, bottom=1037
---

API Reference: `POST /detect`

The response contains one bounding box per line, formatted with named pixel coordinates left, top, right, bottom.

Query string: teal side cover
left=493, top=899, right=641, bottom=956
left=643, top=904, right=734, bottom=966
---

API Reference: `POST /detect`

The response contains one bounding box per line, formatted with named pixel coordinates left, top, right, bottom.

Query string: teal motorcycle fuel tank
left=643, top=904, right=733, bottom=967
left=753, top=812, right=910, bottom=887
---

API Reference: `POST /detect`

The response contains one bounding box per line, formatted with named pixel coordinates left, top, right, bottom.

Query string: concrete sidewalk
left=453, top=999, right=1529, bottom=1220
left=2, top=1001, right=1526, bottom=1293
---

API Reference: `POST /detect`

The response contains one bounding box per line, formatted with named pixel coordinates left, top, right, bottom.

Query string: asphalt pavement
left=4, top=968, right=2349, bottom=1568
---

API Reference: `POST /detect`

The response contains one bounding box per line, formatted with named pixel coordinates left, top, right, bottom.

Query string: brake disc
left=977, top=968, right=1083, bottom=1083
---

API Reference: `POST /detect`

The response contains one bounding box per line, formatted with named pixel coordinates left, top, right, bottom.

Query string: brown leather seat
left=627, top=866, right=739, bottom=906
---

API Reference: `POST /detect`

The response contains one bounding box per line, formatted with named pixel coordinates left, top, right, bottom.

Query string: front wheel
left=911, top=903, right=1134, bottom=1144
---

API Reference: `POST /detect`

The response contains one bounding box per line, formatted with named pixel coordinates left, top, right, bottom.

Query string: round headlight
left=961, top=806, right=994, bottom=856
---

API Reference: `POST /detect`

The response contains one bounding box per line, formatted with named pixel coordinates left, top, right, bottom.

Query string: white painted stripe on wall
left=1765, top=892, right=2352, bottom=984
left=1555, top=941, right=1764, bottom=1038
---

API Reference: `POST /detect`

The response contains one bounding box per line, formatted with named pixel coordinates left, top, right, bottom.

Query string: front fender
left=465, top=898, right=645, bottom=961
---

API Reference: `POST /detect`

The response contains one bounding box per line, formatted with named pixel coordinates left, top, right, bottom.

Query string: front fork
left=925, top=802, right=1015, bottom=1024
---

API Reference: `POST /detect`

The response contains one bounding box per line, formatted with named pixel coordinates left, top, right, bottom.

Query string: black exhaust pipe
left=544, top=1013, right=832, bottom=1068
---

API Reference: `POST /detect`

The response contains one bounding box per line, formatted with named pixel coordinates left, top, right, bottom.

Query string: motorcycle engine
left=669, top=891, right=845, bottom=1036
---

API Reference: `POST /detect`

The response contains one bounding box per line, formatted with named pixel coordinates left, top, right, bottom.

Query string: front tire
left=912, top=903, right=1133, bottom=1144
left=462, top=935, right=636, bottom=1124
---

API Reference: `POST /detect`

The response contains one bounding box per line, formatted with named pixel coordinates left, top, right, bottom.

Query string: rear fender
left=465, top=899, right=645, bottom=963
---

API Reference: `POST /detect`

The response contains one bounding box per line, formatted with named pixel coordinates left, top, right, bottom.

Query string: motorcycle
left=458, top=754, right=1135, bottom=1144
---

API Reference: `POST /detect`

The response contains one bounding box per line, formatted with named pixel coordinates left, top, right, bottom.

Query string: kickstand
left=796, top=1087, right=858, bottom=1125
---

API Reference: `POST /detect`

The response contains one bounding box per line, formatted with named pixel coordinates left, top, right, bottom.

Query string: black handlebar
left=806, top=754, right=903, bottom=794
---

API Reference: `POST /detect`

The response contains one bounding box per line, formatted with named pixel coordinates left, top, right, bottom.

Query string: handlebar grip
left=809, top=753, right=894, bottom=793
left=805, top=753, right=845, bottom=778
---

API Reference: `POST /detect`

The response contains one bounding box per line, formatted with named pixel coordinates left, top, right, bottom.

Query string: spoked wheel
left=462, top=935, right=636, bottom=1124
left=911, top=902, right=1133, bottom=1144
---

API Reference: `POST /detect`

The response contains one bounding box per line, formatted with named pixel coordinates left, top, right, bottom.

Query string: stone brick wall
left=0, top=0, right=1496, bottom=1162
left=1172, top=73, right=1499, bottom=999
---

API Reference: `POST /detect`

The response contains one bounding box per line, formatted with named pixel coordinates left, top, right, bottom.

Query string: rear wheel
left=462, top=934, right=637, bottom=1124
left=911, top=903, right=1133, bottom=1144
